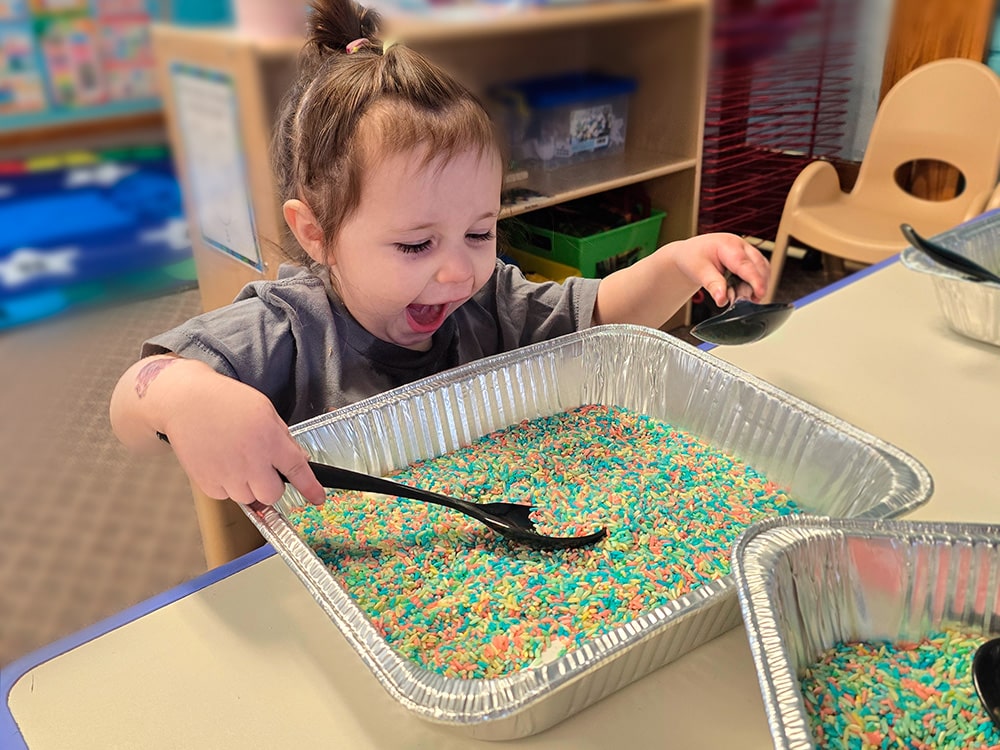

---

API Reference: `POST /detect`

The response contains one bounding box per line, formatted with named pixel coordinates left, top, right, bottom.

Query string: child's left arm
left=592, top=233, right=770, bottom=328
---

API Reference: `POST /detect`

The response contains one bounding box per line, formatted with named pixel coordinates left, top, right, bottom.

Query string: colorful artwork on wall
left=38, top=15, right=106, bottom=106
left=0, top=0, right=161, bottom=130
left=0, top=21, right=46, bottom=113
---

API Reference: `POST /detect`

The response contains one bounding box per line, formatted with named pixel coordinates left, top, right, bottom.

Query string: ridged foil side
left=243, top=324, right=933, bottom=740
left=733, top=516, right=1000, bottom=750
left=900, top=210, right=1000, bottom=347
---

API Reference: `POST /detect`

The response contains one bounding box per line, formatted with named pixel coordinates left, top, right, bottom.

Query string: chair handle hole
left=893, top=159, right=966, bottom=200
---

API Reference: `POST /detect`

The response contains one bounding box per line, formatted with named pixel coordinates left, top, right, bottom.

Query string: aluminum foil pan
left=732, top=516, right=1000, bottom=750
left=243, top=324, right=933, bottom=740
left=900, top=209, right=1000, bottom=347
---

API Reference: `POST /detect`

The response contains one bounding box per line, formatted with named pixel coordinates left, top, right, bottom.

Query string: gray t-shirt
left=143, top=260, right=600, bottom=425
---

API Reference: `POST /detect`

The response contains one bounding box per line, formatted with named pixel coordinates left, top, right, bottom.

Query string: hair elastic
left=346, top=38, right=371, bottom=54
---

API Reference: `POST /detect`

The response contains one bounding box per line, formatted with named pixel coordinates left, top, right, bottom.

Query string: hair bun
left=307, top=0, right=382, bottom=56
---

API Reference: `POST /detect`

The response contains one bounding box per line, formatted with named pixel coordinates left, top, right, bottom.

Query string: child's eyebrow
left=399, top=212, right=499, bottom=232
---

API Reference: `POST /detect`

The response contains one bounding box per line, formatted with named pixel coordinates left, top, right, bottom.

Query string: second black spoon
left=973, top=636, right=1000, bottom=731
left=900, top=223, right=1000, bottom=284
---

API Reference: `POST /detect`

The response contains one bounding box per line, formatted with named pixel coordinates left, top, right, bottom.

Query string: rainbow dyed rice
left=800, top=627, right=1000, bottom=749
left=289, top=404, right=800, bottom=679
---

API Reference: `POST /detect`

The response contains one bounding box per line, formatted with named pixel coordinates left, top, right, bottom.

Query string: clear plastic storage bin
left=491, top=72, right=636, bottom=173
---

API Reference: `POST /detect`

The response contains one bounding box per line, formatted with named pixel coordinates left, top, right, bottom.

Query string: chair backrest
left=853, top=58, right=1000, bottom=225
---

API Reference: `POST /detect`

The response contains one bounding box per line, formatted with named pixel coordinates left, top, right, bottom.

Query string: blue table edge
left=0, top=249, right=907, bottom=747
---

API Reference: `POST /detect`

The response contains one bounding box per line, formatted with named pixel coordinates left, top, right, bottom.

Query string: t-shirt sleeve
left=490, top=260, right=601, bottom=347
left=140, top=286, right=306, bottom=418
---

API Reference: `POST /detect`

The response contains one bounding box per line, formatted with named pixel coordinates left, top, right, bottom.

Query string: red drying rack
left=699, top=0, right=861, bottom=241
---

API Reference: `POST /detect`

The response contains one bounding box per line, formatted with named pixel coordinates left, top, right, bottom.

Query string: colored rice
left=288, top=404, right=800, bottom=679
left=800, top=627, right=1000, bottom=749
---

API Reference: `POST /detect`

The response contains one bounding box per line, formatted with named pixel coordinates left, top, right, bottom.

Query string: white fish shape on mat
left=0, top=247, right=79, bottom=289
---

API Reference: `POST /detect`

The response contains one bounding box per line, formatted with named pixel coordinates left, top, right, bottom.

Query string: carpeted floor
left=0, top=254, right=835, bottom=668
left=0, top=287, right=206, bottom=669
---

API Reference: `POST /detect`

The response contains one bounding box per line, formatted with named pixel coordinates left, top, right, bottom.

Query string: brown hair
left=272, top=0, right=502, bottom=265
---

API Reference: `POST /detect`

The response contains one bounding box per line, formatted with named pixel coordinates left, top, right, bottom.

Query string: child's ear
left=283, top=199, right=328, bottom=264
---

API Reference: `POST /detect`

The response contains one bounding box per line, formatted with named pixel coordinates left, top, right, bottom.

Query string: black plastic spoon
left=900, top=223, right=1000, bottom=284
left=973, top=636, right=1000, bottom=730
left=301, top=460, right=607, bottom=550
left=690, top=278, right=793, bottom=346
left=155, top=431, right=606, bottom=550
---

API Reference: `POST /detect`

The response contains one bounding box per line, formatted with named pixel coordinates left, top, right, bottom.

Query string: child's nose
left=435, top=247, right=475, bottom=286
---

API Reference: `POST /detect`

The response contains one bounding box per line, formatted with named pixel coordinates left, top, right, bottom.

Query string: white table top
left=4, top=258, right=999, bottom=749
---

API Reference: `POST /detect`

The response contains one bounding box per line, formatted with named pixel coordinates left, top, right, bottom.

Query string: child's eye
left=467, top=230, right=496, bottom=243
left=395, top=240, right=432, bottom=254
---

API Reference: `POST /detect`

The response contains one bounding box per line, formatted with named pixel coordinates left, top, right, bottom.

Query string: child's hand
left=593, top=232, right=773, bottom=330
left=161, top=375, right=327, bottom=507
left=669, top=233, right=770, bottom=307
left=111, top=355, right=326, bottom=507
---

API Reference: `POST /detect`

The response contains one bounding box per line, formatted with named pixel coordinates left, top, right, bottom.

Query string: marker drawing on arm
left=135, top=358, right=177, bottom=398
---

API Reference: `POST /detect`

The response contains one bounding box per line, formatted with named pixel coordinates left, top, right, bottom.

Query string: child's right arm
left=110, top=354, right=325, bottom=506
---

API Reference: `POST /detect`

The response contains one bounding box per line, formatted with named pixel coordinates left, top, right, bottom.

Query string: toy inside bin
left=491, top=72, right=636, bottom=173
left=514, top=208, right=666, bottom=279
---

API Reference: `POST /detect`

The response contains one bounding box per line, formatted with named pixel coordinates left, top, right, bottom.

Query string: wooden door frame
left=878, top=0, right=997, bottom=200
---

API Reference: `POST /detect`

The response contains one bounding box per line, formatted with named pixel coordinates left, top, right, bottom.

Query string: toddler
left=110, top=0, right=772, bottom=509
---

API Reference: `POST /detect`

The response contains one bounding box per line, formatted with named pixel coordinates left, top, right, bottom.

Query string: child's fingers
left=227, top=481, right=259, bottom=506
left=732, top=280, right=755, bottom=301
left=745, top=246, right=771, bottom=299
left=722, top=239, right=769, bottom=300
left=277, top=455, right=326, bottom=506
left=706, top=276, right=729, bottom=307
left=248, top=470, right=289, bottom=506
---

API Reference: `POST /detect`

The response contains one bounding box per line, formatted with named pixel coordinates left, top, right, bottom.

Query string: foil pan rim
left=898, top=212, right=1000, bottom=346
left=900, top=245, right=1000, bottom=288
left=287, top=324, right=933, bottom=504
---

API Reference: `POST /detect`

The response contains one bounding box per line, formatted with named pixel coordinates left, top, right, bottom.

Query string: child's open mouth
left=405, top=302, right=448, bottom=333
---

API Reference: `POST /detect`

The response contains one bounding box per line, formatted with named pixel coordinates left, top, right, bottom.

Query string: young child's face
left=330, top=147, right=502, bottom=351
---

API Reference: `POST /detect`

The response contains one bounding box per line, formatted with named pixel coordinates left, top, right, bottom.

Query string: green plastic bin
left=518, top=209, right=666, bottom=278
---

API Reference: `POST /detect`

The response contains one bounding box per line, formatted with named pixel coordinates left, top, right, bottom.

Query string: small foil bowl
left=245, top=325, right=933, bottom=740
left=732, top=516, right=1000, bottom=750
left=900, top=209, right=1000, bottom=347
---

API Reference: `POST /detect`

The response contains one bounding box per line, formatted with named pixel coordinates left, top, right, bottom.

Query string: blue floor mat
left=0, top=147, right=197, bottom=331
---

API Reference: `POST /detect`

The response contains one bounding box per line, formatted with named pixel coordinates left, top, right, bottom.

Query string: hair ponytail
left=306, top=0, right=382, bottom=58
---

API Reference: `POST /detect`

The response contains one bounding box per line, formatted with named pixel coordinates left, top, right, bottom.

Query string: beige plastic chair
left=987, top=182, right=1000, bottom=213
left=765, top=58, right=1000, bottom=302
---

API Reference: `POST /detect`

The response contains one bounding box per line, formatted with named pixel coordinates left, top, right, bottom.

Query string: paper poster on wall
left=170, top=62, right=261, bottom=270
left=0, top=22, right=47, bottom=113
left=38, top=15, right=106, bottom=107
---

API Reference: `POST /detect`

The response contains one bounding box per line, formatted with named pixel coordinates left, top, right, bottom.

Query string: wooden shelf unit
left=151, top=0, right=709, bottom=316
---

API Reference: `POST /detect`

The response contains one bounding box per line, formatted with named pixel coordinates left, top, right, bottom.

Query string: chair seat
left=789, top=200, right=950, bottom=263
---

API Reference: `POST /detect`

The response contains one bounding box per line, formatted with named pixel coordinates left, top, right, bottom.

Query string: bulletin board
left=0, top=0, right=161, bottom=133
